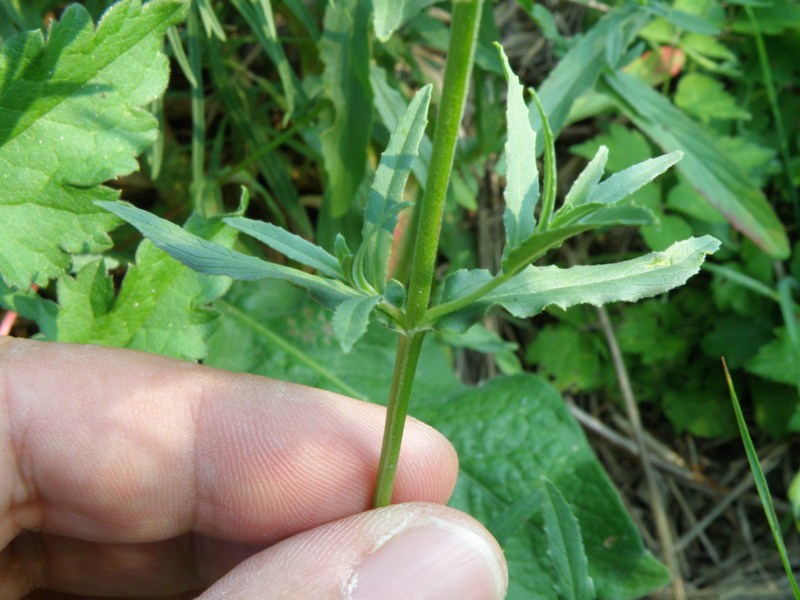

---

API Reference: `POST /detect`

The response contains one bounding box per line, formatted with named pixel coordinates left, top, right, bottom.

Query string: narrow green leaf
left=230, top=0, right=302, bottom=121
left=587, top=151, right=682, bottom=205
left=332, top=295, right=382, bottom=352
left=373, top=0, right=439, bottom=42
left=0, top=0, right=189, bottom=288
left=723, top=360, right=800, bottom=599
left=96, top=202, right=359, bottom=306
left=488, top=236, right=720, bottom=318
left=563, top=146, right=608, bottom=208
left=602, top=70, right=789, bottom=259
left=319, top=0, right=373, bottom=217
left=496, top=43, right=538, bottom=249
left=527, top=5, right=650, bottom=149
left=370, top=64, right=432, bottom=188
left=224, top=217, right=342, bottom=279
left=196, top=0, right=226, bottom=39
left=642, top=3, right=720, bottom=35
left=530, top=86, right=557, bottom=230
left=359, top=84, right=432, bottom=291
left=541, top=478, right=595, bottom=600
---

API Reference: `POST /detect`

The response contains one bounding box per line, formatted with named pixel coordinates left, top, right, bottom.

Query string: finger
left=0, top=338, right=458, bottom=547
left=3, top=532, right=257, bottom=597
left=201, top=502, right=508, bottom=600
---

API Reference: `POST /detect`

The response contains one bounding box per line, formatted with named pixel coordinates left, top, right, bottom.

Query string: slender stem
left=403, top=0, right=483, bottom=329
left=372, top=0, right=483, bottom=508
left=187, top=5, right=209, bottom=214
left=745, top=6, right=799, bottom=219
left=373, top=332, right=425, bottom=507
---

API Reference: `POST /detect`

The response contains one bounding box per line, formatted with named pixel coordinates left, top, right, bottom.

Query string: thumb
left=200, top=502, right=508, bottom=600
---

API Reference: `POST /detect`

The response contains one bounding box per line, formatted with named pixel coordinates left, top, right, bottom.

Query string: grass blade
left=722, top=358, right=800, bottom=599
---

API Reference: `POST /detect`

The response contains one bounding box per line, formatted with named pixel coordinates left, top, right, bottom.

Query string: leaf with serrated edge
left=332, top=295, right=381, bottom=352
left=541, top=478, right=595, bottom=600
left=587, top=151, right=682, bottom=205
left=96, top=201, right=359, bottom=307
left=359, top=84, right=432, bottom=291
left=0, top=0, right=189, bottom=288
left=496, top=44, right=538, bottom=249
left=487, top=236, right=720, bottom=318
left=224, top=217, right=341, bottom=279
left=563, top=146, right=608, bottom=208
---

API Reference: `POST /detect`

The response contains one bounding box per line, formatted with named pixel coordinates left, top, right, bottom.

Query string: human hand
left=0, top=338, right=507, bottom=599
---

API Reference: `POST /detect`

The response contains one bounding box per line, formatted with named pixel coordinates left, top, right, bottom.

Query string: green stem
left=403, top=0, right=483, bottom=329
left=372, top=0, right=483, bottom=508
left=187, top=5, right=210, bottom=214
left=373, top=332, right=425, bottom=507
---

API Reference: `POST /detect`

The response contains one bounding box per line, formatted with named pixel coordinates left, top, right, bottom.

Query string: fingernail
left=345, top=518, right=506, bottom=600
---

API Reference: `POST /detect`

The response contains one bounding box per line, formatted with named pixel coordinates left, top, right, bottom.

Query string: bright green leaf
left=675, top=73, right=751, bottom=123
left=0, top=0, right=188, bottom=289
left=332, top=295, right=381, bottom=352
left=224, top=217, right=342, bottom=279
left=496, top=43, right=539, bottom=249
left=54, top=215, right=233, bottom=361
left=414, top=375, right=670, bottom=599
left=360, top=84, right=431, bottom=291
left=541, top=478, right=595, bottom=600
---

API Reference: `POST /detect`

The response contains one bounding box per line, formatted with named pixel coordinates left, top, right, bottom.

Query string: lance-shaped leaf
left=224, top=217, right=341, bottom=279
left=0, top=0, right=189, bottom=289
left=541, top=478, right=596, bottom=600
left=487, top=236, right=720, bottom=318
left=319, top=0, right=372, bottom=218
left=587, top=151, right=683, bottom=205
left=602, top=70, right=789, bottom=259
left=496, top=44, right=538, bottom=250
left=359, top=84, right=432, bottom=291
left=332, top=294, right=382, bottom=352
left=563, top=146, right=609, bottom=208
left=96, top=201, right=359, bottom=307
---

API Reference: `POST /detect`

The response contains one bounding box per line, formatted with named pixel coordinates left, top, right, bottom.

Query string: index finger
left=0, top=338, right=458, bottom=547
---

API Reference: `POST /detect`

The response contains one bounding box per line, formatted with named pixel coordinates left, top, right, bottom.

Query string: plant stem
left=372, top=0, right=483, bottom=508
left=373, top=332, right=424, bottom=507
left=403, top=0, right=483, bottom=330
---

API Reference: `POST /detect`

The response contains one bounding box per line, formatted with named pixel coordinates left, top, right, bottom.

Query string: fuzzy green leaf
left=332, top=294, right=382, bottom=352
left=490, top=236, right=720, bottom=318
left=359, top=84, right=431, bottom=291
left=319, top=0, right=372, bottom=217
left=97, top=201, right=359, bottom=307
left=0, top=0, right=188, bottom=289
left=224, top=217, right=341, bottom=279
left=541, top=478, right=596, bottom=600
left=587, top=151, right=682, bottom=205
left=496, top=44, right=538, bottom=249
left=563, top=146, right=608, bottom=208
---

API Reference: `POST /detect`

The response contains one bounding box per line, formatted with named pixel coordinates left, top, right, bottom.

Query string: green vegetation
left=1, top=0, right=798, bottom=597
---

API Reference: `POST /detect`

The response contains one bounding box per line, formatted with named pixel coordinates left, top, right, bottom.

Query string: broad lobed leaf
left=0, top=0, right=188, bottom=288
